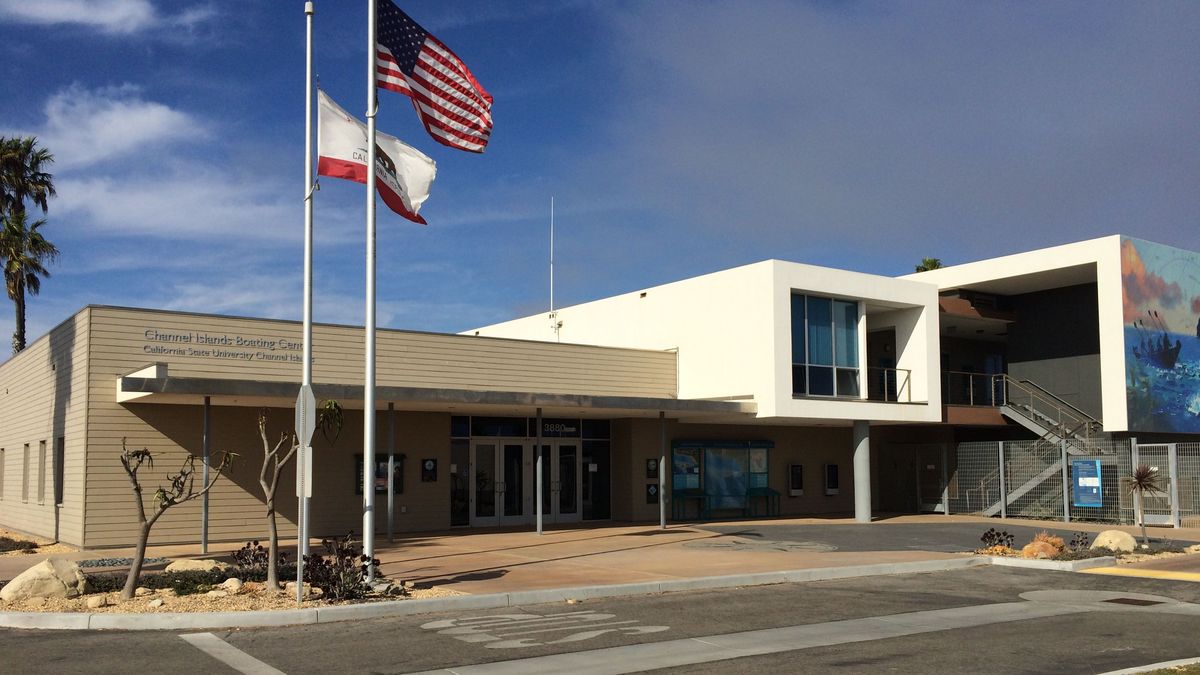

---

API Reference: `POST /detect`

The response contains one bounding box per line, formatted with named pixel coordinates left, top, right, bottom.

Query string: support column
left=659, top=411, right=666, bottom=530
left=1061, top=439, right=1070, bottom=523
left=536, top=407, right=543, bottom=535
left=1168, top=443, right=1180, bottom=528
left=201, top=395, right=210, bottom=555
left=852, top=420, right=871, bottom=523
left=387, top=402, right=395, bottom=543
left=997, top=441, right=1008, bottom=519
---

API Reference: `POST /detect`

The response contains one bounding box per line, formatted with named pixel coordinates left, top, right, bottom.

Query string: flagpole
left=362, top=0, right=378, bottom=580
left=297, top=0, right=315, bottom=604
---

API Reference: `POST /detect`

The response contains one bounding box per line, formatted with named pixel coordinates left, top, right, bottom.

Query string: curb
left=0, top=557, right=988, bottom=631
left=987, top=556, right=1118, bottom=572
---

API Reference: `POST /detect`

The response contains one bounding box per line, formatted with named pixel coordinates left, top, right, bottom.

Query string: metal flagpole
left=297, top=0, right=315, bottom=603
left=362, top=0, right=378, bottom=581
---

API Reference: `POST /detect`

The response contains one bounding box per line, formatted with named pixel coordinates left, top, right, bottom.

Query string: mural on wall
left=1122, top=237, right=1200, bottom=433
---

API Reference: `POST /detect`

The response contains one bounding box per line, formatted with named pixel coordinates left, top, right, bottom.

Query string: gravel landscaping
left=0, top=580, right=463, bottom=614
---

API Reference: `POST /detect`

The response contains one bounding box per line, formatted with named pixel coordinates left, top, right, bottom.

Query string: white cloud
left=0, top=0, right=214, bottom=35
left=27, top=84, right=202, bottom=169
left=55, top=168, right=295, bottom=242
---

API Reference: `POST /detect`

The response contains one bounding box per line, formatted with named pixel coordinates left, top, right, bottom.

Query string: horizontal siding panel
left=87, top=307, right=676, bottom=398
left=0, top=310, right=90, bottom=545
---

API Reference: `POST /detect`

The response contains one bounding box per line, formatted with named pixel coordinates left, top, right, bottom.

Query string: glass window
left=834, top=300, right=858, bottom=367
left=582, top=440, right=611, bottom=520
left=54, top=438, right=65, bottom=506
left=791, top=293, right=860, bottom=398
left=450, top=416, right=470, bottom=438
left=789, top=464, right=804, bottom=496
left=470, top=416, right=527, bottom=437
left=806, top=296, right=833, bottom=366
left=825, top=463, right=840, bottom=495
left=37, top=440, right=46, bottom=504
left=790, top=294, right=806, bottom=365
left=529, top=418, right=581, bottom=438
left=22, top=443, right=29, bottom=502
left=581, top=419, right=610, bottom=439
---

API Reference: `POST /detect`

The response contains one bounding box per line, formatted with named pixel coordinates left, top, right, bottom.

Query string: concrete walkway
left=4, top=514, right=1199, bottom=593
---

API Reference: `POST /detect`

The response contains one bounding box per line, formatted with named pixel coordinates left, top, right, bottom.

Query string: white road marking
left=405, top=601, right=1088, bottom=674
left=422, top=609, right=669, bottom=649
left=179, top=632, right=286, bottom=675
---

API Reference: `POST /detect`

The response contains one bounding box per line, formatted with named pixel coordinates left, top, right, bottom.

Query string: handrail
left=866, top=366, right=912, bottom=403
left=1012, top=378, right=1099, bottom=426
left=1001, top=375, right=1101, bottom=444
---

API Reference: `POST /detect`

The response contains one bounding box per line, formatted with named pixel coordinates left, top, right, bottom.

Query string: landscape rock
left=206, top=590, right=229, bottom=598
left=164, top=559, right=230, bottom=574
left=1092, top=530, right=1137, bottom=553
left=25, top=597, right=46, bottom=608
left=134, top=587, right=151, bottom=597
left=147, top=598, right=164, bottom=608
left=0, top=558, right=89, bottom=602
left=86, top=595, right=109, bottom=609
left=1020, top=541, right=1057, bottom=559
left=220, top=578, right=243, bottom=594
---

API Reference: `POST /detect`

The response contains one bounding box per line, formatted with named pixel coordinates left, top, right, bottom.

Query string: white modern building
left=1, top=235, right=1197, bottom=547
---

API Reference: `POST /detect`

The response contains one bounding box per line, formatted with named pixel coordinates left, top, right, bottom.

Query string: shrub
left=85, top=569, right=229, bottom=596
left=1068, top=531, right=1091, bottom=552
left=980, top=528, right=1014, bottom=549
left=303, top=532, right=381, bottom=601
left=232, top=540, right=289, bottom=582
left=0, top=536, right=38, bottom=553
left=1032, top=531, right=1065, bottom=553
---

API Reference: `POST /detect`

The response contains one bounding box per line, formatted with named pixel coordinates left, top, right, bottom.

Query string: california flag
left=317, top=90, right=437, bottom=224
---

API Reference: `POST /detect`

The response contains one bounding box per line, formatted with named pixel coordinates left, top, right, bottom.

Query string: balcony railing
left=866, top=366, right=912, bottom=403
left=942, top=370, right=1003, bottom=406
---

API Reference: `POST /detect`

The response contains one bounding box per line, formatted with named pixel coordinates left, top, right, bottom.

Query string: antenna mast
left=549, top=196, right=561, bottom=341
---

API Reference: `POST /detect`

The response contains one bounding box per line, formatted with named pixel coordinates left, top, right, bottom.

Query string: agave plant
left=1127, top=464, right=1163, bottom=547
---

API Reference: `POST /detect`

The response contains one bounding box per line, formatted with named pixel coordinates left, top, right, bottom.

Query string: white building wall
left=475, top=260, right=941, bottom=424
left=901, top=235, right=1129, bottom=431
left=474, top=262, right=777, bottom=404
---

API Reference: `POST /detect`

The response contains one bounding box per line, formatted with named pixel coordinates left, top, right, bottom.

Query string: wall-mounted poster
left=355, top=454, right=403, bottom=494
left=1121, top=237, right=1200, bottom=433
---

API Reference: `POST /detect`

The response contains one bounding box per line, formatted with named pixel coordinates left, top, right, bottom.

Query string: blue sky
left=1, top=1, right=1197, bottom=353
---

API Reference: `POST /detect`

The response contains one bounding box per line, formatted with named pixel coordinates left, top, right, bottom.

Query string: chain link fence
left=947, top=438, right=1199, bottom=527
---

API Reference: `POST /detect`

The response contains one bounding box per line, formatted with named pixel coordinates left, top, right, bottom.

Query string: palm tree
left=0, top=136, right=56, bottom=222
left=1127, top=464, right=1162, bottom=547
left=914, top=257, right=943, bottom=273
left=0, top=211, right=59, bottom=354
left=0, top=136, right=56, bottom=354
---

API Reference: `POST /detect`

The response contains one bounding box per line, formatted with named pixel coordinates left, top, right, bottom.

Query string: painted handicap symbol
left=421, top=610, right=669, bottom=649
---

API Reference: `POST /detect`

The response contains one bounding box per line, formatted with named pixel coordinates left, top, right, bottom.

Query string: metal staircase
left=998, top=376, right=1102, bottom=452
left=979, top=375, right=1104, bottom=517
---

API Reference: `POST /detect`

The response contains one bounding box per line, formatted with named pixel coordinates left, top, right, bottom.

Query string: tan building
left=4, top=305, right=873, bottom=549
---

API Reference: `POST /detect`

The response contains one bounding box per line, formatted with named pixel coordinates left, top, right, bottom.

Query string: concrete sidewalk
left=5, top=514, right=1200, bottom=630
left=4, top=514, right=1198, bottom=593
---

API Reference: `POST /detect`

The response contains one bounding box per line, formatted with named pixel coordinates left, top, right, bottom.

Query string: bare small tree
left=120, top=440, right=233, bottom=600
left=257, top=401, right=342, bottom=591
left=257, top=411, right=297, bottom=591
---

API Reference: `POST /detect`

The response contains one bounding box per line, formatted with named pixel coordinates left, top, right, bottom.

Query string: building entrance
left=469, top=439, right=582, bottom=527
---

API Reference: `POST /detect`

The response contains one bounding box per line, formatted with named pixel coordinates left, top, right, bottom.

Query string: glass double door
left=470, top=440, right=581, bottom=527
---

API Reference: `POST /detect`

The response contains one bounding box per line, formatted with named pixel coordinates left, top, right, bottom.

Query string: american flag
left=375, top=1, right=493, bottom=153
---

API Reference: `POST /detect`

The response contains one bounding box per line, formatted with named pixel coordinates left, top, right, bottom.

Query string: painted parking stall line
left=180, top=632, right=287, bottom=675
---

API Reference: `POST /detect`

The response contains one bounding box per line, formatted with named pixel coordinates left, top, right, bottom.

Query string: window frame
left=791, top=293, right=862, bottom=399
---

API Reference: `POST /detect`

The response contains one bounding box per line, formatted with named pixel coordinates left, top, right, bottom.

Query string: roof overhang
left=117, top=371, right=757, bottom=421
